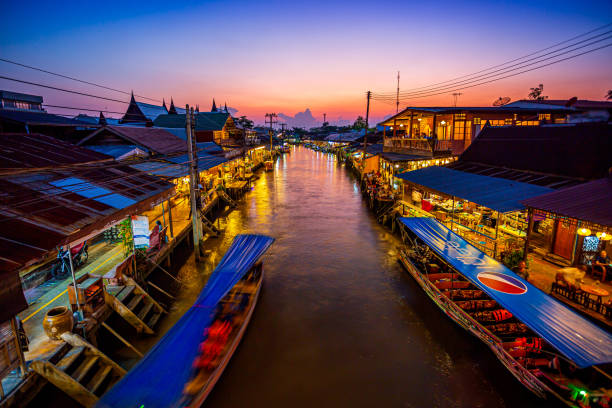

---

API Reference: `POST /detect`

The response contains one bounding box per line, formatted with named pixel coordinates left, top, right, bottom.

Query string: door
left=553, top=220, right=576, bottom=260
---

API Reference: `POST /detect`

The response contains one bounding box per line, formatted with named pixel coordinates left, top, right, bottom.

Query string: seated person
left=593, top=250, right=611, bottom=280
left=513, top=260, right=529, bottom=281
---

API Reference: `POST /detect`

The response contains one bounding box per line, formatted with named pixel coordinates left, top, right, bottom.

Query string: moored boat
left=397, top=217, right=612, bottom=408
left=96, top=234, right=275, bottom=408
left=264, top=160, right=274, bottom=171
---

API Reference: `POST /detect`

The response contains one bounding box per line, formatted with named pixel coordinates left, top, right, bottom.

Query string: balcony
left=383, top=138, right=467, bottom=155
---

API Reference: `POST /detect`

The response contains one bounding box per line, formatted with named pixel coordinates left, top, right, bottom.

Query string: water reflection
left=181, top=147, right=544, bottom=407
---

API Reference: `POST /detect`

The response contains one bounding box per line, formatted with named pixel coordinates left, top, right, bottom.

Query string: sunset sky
left=1, top=0, right=611, bottom=126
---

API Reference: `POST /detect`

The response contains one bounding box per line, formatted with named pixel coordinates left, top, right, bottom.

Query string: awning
left=399, top=217, right=612, bottom=368
left=397, top=166, right=553, bottom=213
left=97, top=234, right=275, bottom=408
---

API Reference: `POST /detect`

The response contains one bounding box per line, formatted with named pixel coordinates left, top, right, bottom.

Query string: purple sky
left=1, top=0, right=611, bottom=125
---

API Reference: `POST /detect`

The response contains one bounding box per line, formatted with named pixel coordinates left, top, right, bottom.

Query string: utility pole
left=323, top=113, right=327, bottom=125
left=362, top=91, right=371, bottom=174
left=396, top=71, right=400, bottom=113
left=280, top=123, right=287, bottom=137
left=265, top=113, right=278, bottom=156
left=452, top=92, right=462, bottom=107
left=186, top=105, right=202, bottom=262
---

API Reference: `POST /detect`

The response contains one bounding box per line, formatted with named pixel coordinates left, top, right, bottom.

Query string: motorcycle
left=51, top=241, right=89, bottom=278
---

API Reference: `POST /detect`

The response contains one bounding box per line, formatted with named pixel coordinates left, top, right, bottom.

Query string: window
left=538, top=113, right=551, bottom=120
left=487, top=120, right=505, bottom=126
left=516, top=120, right=539, bottom=126
left=454, top=113, right=466, bottom=120
left=504, top=118, right=513, bottom=125
left=473, top=118, right=481, bottom=125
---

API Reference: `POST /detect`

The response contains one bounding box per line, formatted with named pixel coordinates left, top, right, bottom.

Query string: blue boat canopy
left=97, top=234, right=275, bottom=408
left=397, top=166, right=553, bottom=213
left=399, top=217, right=612, bottom=368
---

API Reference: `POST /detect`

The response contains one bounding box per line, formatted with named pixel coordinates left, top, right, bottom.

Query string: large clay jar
left=43, top=306, right=74, bottom=340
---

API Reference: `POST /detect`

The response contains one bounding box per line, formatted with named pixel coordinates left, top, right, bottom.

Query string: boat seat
left=435, top=281, right=471, bottom=290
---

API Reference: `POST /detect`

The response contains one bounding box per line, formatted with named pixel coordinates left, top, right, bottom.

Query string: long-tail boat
left=397, top=217, right=612, bottom=408
left=96, top=234, right=274, bottom=408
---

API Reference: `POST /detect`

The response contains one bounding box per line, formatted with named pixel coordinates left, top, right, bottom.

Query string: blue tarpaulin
left=397, top=166, right=553, bottom=213
left=50, top=177, right=137, bottom=208
left=97, top=234, right=274, bottom=408
left=399, top=217, right=612, bottom=368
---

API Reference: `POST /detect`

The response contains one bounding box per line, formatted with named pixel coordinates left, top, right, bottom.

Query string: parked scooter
left=51, top=241, right=89, bottom=278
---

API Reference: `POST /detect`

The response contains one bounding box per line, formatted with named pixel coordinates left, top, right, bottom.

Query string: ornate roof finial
left=169, top=98, right=177, bottom=114
left=224, top=102, right=228, bottom=113
left=211, top=98, right=217, bottom=112
left=99, top=111, right=107, bottom=126
left=162, top=98, right=167, bottom=111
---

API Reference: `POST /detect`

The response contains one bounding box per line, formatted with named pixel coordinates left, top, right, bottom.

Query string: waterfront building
left=153, top=111, right=241, bottom=145
left=0, top=90, right=44, bottom=112
left=378, top=102, right=577, bottom=156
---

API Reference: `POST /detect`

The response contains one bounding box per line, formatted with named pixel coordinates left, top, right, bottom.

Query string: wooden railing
left=383, top=138, right=468, bottom=155
left=551, top=282, right=612, bottom=321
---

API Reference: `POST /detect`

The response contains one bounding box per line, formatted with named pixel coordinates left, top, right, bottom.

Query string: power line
left=372, top=42, right=612, bottom=102
left=0, top=57, right=162, bottom=103
left=43, top=104, right=125, bottom=115
left=372, top=22, right=612, bottom=96
left=0, top=75, right=129, bottom=104
left=375, top=32, right=612, bottom=98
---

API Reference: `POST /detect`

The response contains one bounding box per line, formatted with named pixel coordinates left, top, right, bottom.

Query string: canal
left=170, top=146, right=547, bottom=407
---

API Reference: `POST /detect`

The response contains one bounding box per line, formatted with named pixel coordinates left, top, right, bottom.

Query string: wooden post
left=393, top=119, right=397, bottom=138
left=10, top=317, right=26, bottom=376
left=161, top=201, right=166, bottom=230
left=362, top=91, right=371, bottom=175
left=409, top=112, right=414, bottom=138
left=186, top=105, right=202, bottom=262
left=494, top=212, right=501, bottom=258
left=450, top=196, right=455, bottom=232
left=167, top=199, right=174, bottom=238
left=66, top=243, right=83, bottom=320
left=523, top=208, right=534, bottom=261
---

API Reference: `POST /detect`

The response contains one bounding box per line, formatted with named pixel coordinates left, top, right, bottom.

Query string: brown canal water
left=156, top=146, right=548, bottom=408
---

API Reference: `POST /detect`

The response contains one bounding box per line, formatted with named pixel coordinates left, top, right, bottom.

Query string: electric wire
left=370, top=42, right=612, bottom=102
left=0, top=57, right=162, bottom=103
left=371, top=22, right=612, bottom=96
left=372, top=33, right=612, bottom=98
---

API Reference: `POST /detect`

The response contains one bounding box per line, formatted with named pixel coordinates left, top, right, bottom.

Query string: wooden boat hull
left=398, top=250, right=550, bottom=399
left=187, top=267, right=264, bottom=407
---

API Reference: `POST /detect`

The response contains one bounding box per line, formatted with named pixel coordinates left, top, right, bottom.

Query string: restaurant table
left=580, top=284, right=609, bottom=303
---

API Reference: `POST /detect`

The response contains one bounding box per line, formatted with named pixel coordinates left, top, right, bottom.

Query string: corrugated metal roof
left=522, top=177, right=612, bottom=227
left=0, top=109, right=94, bottom=126
left=0, top=133, right=174, bottom=273
left=86, top=144, right=147, bottom=159
left=397, top=166, right=553, bottom=213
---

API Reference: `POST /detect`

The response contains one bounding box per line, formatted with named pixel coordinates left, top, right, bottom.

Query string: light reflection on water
left=163, top=147, right=544, bottom=408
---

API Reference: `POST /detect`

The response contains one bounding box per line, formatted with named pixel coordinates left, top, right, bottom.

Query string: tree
left=237, top=115, right=254, bottom=129
left=353, top=115, right=366, bottom=130
left=606, top=90, right=612, bottom=100
left=528, top=84, right=548, bottom=100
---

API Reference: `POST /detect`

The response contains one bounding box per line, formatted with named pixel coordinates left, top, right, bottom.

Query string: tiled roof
left=135, top=102, right=168, bottom=121
left=153, top=112, right=230, bottom=131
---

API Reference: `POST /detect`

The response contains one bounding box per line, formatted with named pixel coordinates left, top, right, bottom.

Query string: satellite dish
left=565, top=96, right=578, bottom=107
left=493, top=97, right=511, bottom=106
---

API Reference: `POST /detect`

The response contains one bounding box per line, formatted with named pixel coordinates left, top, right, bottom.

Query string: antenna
left=323, top=113, right=327, bottom=124
left=493, top=96, right=511, bottom=106
left=396, top=71, right=400, bottom=113
left=452, top=92, right=462, bottom=107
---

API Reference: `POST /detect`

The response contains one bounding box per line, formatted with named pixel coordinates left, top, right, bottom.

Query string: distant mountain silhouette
left=278, top=108, right=319, bottom=129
